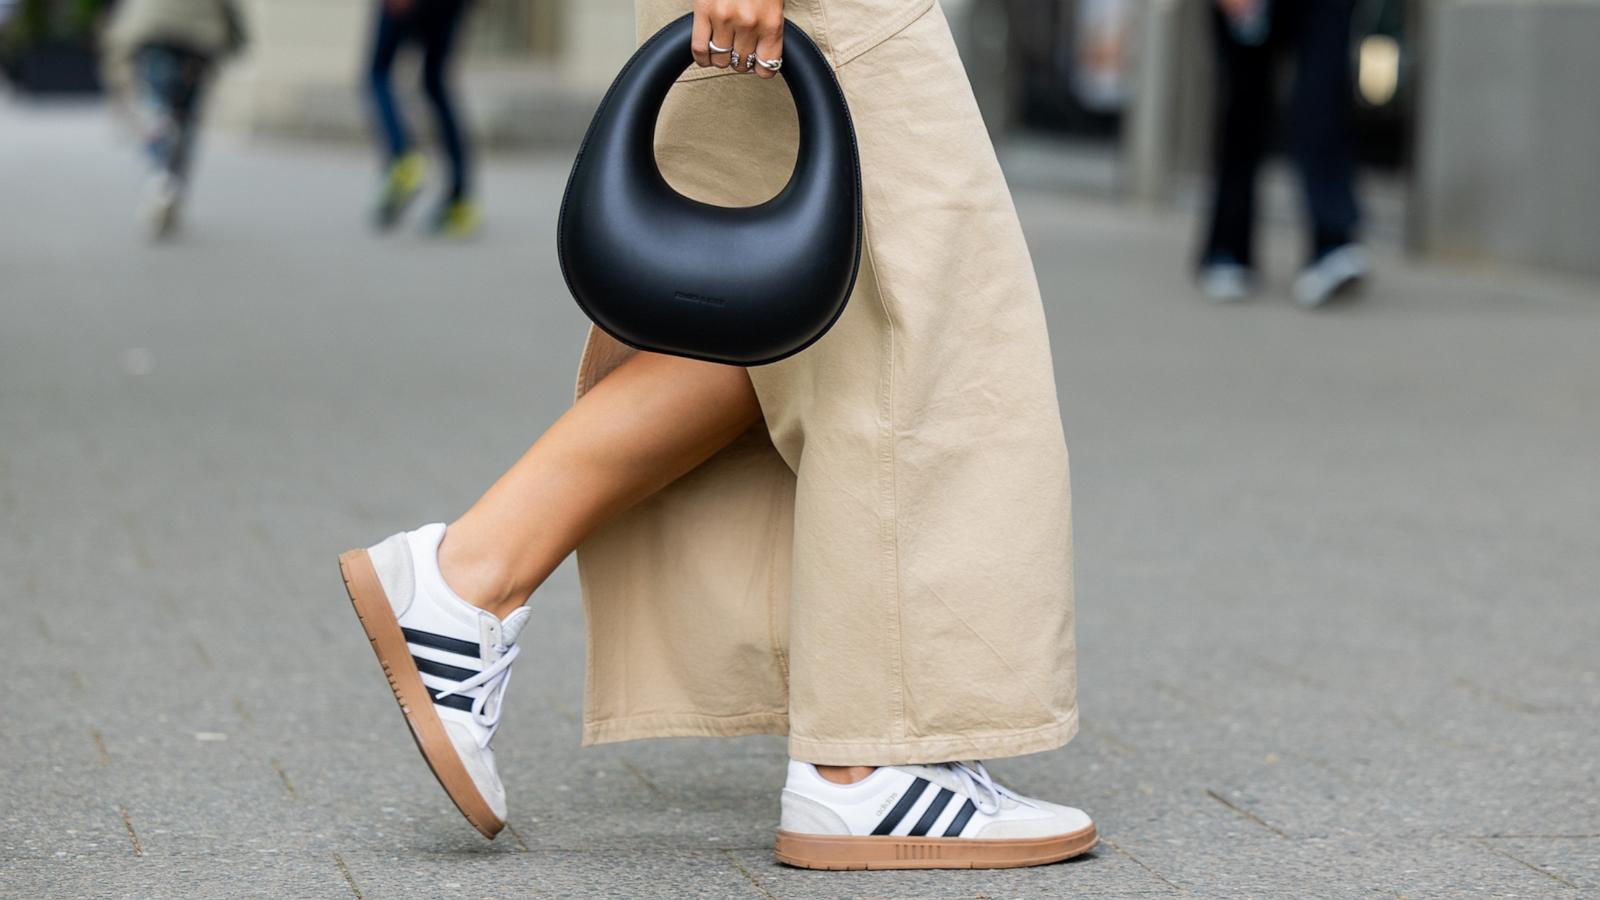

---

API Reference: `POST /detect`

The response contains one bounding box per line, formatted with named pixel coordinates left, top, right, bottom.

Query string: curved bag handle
left=557, top=13, right=862, bottom=366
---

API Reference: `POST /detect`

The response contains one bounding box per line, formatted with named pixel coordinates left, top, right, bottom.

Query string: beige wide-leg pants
left=573, top=0, right=1077, bottom=766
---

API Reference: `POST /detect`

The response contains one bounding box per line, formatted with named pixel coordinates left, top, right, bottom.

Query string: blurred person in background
left=102, top=0, right=246, bottom=239
left=1198, top=0, right=1370, bottom=308
left=366, top=0, right=478, bottom=237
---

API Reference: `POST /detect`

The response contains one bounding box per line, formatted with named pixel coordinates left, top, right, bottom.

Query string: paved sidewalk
left=2, top=100, right=1597, bottom=898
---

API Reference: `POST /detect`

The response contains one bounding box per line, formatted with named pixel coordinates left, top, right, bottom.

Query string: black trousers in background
left=1201, top=0, right=1361, bottom=268
left=368, top=0, right=473, bottom=202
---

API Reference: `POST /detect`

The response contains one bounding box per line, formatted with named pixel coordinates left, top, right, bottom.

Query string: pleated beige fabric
left=573, top=0, right=1076, bottom=766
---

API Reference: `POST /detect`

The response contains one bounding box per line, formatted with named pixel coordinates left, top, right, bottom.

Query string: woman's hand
left=691, top=0, right=785, bottom=79
left=1215, top=0, right=1261, bottom=25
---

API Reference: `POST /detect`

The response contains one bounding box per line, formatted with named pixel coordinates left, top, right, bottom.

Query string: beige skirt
left=573, top=0, right=1077, bottom=766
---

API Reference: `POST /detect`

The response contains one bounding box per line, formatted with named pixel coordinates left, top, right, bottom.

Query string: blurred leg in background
left=133, top=43, right=213, bottom=239
left=368, top=0, right=424, bottom=230
left=1198, top=1, right=1276, bottom=302
left=416, top=0, right=478, bottom=237
left=1284, top=0, right=1369, bottom=308
left=1198, top=0, right=1369, bottom=308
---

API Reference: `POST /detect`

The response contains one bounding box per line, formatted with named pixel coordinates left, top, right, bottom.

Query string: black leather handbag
left=557, top=14, right=862, bottom=366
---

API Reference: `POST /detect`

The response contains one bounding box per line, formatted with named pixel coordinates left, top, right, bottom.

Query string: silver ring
left=707, top=39, right=730, bottom=54
left=756, top=56, right=782, bottom=72
left=728, top=50, right=740, bottom=68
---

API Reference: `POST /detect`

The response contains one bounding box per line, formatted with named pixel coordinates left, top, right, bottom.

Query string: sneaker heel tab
left=366, top=533, right=417, bottom=618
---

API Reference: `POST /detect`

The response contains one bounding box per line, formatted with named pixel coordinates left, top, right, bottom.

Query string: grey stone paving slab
left=3, top=97, right=1598, bottom=897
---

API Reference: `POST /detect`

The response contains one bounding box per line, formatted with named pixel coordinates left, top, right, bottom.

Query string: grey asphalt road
left=2, top=98, right=1597, bottom=899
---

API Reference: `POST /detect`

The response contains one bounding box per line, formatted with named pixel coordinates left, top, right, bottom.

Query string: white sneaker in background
left=1294, top=244, right=1370, bottom=308
left=1199, top=261, right=1255, bottom=303
left=142, top=173, right=182, bottom=240
left=339, top=523, right=530, bottom=839
left=775, top=760, right=1096, bottom=870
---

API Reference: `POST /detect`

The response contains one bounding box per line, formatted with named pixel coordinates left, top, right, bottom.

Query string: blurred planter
left=6, top=41, right=101, bottom=93
left=0, top=0, right=105, bottom=95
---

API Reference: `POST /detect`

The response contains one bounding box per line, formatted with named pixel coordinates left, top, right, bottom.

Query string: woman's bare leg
left=437, top=351, right=761, bottom=620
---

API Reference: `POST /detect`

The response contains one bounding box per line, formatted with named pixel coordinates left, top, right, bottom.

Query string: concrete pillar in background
left=1122, top=0, right=1212, bottom=206
left=208, top=0, right=368, bottom=136
left=1412, top=0, right=1600, bottom=278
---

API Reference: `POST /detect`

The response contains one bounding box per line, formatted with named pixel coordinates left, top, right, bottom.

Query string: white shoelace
left=938, top=761, right=1036, bottom=816
left=433, top=643, right=521, bottom=748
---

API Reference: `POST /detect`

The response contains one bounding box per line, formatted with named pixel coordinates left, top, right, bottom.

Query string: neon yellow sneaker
left=430, top=199, right=481, bottom=239
left=374, top=151, right=425, bottom=230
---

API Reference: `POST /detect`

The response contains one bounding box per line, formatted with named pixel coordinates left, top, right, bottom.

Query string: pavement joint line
left=1377, top=711, right=1484, bottom=753
left=1151, top=679, right=1222, bottom=715
left=270, top=759, right=298, bottom=800
left=1472, top=837, right=1580, bottom=890
left=117, top=806, right=143, bottom=857
left=332, top=852, right=364, bottom=899
left=189, top=635, right=215, bottom=670
left=233, top=696, right=254, bottom=727
left=1101, top=837, right=1186, bottom=893
left=1081, top=724, right=1138, bottom=757
left=621, top=760, right=668, bottom=801
left=1204, top=789, right=1290, bottom=839
left=1280, top=751, right=1356, bottom=786
left=1469, top=834, right=1600, bottom=840
left=1452, top=677, right=1560, bottom=715
left=90, top=727, right=111, bottom=766
left=722, top=849, right=781, bottom=900
left=1246, top=654, right=1332, bottom=691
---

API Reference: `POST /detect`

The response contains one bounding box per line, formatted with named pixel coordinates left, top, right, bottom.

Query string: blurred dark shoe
left=374, top=151, right=425, bottom=231
left=1198, top=258, right=1254, bottom=303
left=1294, top=244, right=1370, bottom=309
left=430, top=199, right=481, bottom=239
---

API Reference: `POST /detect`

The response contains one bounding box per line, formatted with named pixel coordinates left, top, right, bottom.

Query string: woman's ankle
left=437, top=528, right=532, bottom=620
left=814, top=765, right=877, bottom=785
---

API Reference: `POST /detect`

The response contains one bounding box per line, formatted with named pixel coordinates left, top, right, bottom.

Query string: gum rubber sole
left=339, top=549, right=504, bottom=839
left=774, top=824, right=1097, bottom=870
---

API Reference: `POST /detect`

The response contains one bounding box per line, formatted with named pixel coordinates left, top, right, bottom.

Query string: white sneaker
left=1199, top=261, right=1255, bottom=302
left=775, top=760, right=1096, bottom=870
left=339, top=523, right=530, bottom=838
left=142, top=173, right=182, bottom=241
left=1293, top=244, right=1370, bottom=308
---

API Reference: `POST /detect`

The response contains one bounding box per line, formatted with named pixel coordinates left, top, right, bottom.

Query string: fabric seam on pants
left=767, top=499, right=792, bottom=685
left=830, top=0, right=933, bottom=66
left=857, top=209, right=905, bottom=744
left=807, top=0, right=837, bottom=66
left=787, top=711, right=1078, bottom=766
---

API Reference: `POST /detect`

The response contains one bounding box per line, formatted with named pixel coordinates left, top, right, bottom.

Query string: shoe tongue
left=897, top=763, right=968, bottom=796
left=499, top=607, right=533, bottom=645
left=899, top=762, right=1019, bottom=810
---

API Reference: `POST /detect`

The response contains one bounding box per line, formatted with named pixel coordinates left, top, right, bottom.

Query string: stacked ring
left=756, top=56, right=782, bottom=72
